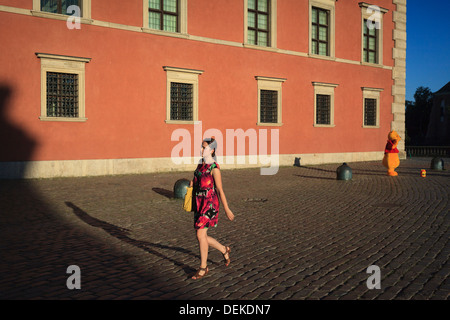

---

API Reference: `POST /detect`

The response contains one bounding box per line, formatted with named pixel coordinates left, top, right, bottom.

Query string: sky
left=405, top=0, right=450, bottom=101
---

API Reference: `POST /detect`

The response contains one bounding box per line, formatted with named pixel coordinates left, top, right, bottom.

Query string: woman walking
left=190, top=137, right=235, bottom=280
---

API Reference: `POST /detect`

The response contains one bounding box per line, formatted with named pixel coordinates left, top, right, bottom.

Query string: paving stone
left=0, top=158, right=448, bottom=300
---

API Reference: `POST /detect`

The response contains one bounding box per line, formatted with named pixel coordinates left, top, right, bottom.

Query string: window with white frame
left=256, top=76, right=286, bottom=126
left=164, top=66, right=203, bottom=124
left=309, top=0, right=335, bottom=58
left=36, top=53, right=90, bottom=122
left=312, top=82, right=338, bottom=127
left=362, top=87, right=383, bottom=128
left=359, top=2, right=388, bottom=65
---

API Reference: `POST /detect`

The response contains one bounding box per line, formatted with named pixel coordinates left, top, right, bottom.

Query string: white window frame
left=163, top=66, right=203, bottom=124
left=36, top=53, right=90, bottom=122
left=362, top=87, right=383, bottom=128
left=256, top=76, right=286, bottom=126
left=309, top=0, right=335, bottom=59
left=143, top=0, right=188, bottom=35
left=312, top=81, right=338, bottom=127
left=243, top=0, right=278, bottom=49
left=359, top=2, right=388, bottom=66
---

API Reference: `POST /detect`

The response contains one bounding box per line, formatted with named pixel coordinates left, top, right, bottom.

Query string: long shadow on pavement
left=65, top=202, right=201, bottom=278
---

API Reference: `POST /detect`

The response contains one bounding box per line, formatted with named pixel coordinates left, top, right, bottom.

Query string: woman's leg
left=207, top=235, right=227, bottom=255
left=193, top=228, right=209, bottom=278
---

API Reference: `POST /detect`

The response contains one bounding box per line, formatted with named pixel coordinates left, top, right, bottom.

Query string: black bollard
left=430, top=157, right=444, bottom=170
left=336, top=163, right=352, bottom=180
left=173, top=178, right=190, bottom=199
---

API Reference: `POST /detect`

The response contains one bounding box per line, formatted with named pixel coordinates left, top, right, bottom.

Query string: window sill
left=243, top=44, right=279, bottom=53
left=142, top=28, right=189, bottom=39
left=362, top=125, right=380, bottom=129
left=257, top=122, right=283, bottom=127
left=165, top=120, right=197, bottom=125
left=39, top=116, right=87, bottom=122
left=31, top=10, right=93, bottom=24
left=313, top=124, right=335, bottom=128
left=308, top=53, right=336, bottom=61
left=360, top=61, right=384, bottom=68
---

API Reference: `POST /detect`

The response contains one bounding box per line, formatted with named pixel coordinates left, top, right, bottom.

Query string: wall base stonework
left=0, top=151, right=404, bottom=179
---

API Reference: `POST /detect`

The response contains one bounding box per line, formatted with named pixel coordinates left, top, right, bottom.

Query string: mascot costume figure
left=382, top=130, right=401, bottom=176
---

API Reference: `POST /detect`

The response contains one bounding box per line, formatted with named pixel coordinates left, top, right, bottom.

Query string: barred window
left=363, top=19, right=378, bottom=63
left=41, top=0, right=81, bottom=15
left=312, top=7, right=329, bottom=56
left=149, top=0, right=178, bottom=32
left=364, top=98, right=377, bottom=126
left=46, top=72, right=79, bottom=118
left=260, top=90, right=278, bottom=123
left=248, top=0, right=270, bottom=47
left=316, top=94, right=331, bottom=125
left=170, top=82, right=193, bottom=121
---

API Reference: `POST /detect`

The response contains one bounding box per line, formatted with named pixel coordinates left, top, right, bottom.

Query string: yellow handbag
left=183, top=186, right=193, bottom=212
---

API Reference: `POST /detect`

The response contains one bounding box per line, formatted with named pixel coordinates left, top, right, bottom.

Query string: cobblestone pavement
left=0, top=158, right=448, bottom=300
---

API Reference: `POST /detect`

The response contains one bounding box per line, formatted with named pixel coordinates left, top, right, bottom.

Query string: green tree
left=405, top=86, right=433, bottom=145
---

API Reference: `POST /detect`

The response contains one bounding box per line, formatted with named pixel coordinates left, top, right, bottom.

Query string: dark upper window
left=316, top=94, right=331, bottom=125
left=260, top=89, right=278, bottom=123
left=311, top=7, right=329, bottom=56
left=170, top=82, right=193, bottom=121
left=41, top=0, right=81, bottom=16
left=364, top=98, right=377, bottom=126
left=248, top=0, right=270, bottom=47
left=363, top=19, right=378, bottom=63
left=149, top=0, right=178, bottom=32
left=46, top=72, right=79, bottom=118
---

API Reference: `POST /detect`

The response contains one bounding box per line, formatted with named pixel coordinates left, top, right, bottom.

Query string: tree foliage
left=405, top=86, right=433, bottom=145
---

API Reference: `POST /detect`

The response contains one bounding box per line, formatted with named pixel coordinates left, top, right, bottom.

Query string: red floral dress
left=193, top=162, right=220, bottom=230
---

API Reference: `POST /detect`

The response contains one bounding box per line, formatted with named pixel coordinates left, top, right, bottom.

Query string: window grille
left=41, top=0, right=80, bottom=15
left=316, top=94, right=331, bottom=125
left=260, top=89, right=278, bottom=123
left=364, top=98, right=377, bottom=126
left=149, top=0, right=178, bottom=32
left=312, top=7, right=329, bottom=56
left=46, top=72, right=79, bottom=118
left=170, top=82, right=193, bottom=121
left=248, top=0, right=270, bottom=47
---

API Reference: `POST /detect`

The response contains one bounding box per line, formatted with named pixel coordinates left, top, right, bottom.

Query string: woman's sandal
left=192, top=266, right=209, bottom=280
left=223, top=246, right=231, bottom=267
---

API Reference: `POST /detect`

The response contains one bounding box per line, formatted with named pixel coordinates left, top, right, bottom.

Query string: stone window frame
left=31, top=0, right=92, bottom=22
left=244, top=0, right=278, bottom=49
left=362, top=87, right=383, bottom=128
left=359, top=2, right=388, bottom=66
left=309, top=0, right=335, bottom=60
left=163, top=66, right=203, bottom=124
left=36, top=53, right=90, bottom=122
left=143, top=0, right=188, bottom=36
left=256, top=76, right=286, bottom=126
left=312, top=81, right=338, bottom=127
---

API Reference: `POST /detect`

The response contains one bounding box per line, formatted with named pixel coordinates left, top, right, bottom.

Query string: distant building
left=0, top=0, right=407, bottom=178
left=426, top=82, right=450, bottom=145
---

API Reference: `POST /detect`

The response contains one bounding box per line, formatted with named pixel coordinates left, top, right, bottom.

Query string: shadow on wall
left=0, top=84, right=36, bottom=179
left=0, top=84, right=185, bottom=299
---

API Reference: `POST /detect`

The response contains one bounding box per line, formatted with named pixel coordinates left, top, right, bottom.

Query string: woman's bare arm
left=212, top=168, right=235, bottom=221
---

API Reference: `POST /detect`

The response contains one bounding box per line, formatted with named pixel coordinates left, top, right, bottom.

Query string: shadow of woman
left=65, top=201, right=216, bottom=278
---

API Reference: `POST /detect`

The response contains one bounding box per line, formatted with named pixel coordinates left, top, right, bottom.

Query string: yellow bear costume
left=382, top=130, right=401, bottom=176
